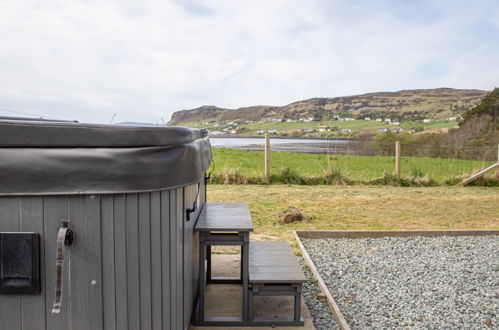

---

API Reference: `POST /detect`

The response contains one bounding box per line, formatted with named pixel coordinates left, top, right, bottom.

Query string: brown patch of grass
left=207, top=185, right=499, bottom=246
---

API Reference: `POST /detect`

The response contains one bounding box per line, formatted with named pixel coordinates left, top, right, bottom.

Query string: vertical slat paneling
left=44, top=196, right=69, bottom=330
left=150, top=192, right=162, bottom=330
left=183, top=185, right=196, bottom=329
left=139, top=194, right=152, bottom=330
left=126, top=194, right=140, bottom=330
left=0, top=197, right=21, bottom=330
left=195, top=180, right=205, bottom=301
left=19, top=197, right=46, bottom=330
left=0, top=185, right=196, bottom=330
left=101, top=195, right=116, bottom=330
left=169, top=191, right=179, bottom=330
left=161, top=191, right=171, bottom=330
left=182, top=182, right=203, bottom=329
left=86, top=195, right=103, bottom=330
left=68, top=196, right=88, bottom=330
left=176, top=188, right=184, bottom=329
left=113, top=195, right=128, bottom=330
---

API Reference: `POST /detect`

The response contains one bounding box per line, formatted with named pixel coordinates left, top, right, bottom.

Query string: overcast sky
left=1, top=0, right=498, bottom=123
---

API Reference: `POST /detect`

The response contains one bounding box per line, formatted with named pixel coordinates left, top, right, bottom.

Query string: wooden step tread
left=249, top=241, right=307, bottom=284
left=194, top=203, right=253, bottom=232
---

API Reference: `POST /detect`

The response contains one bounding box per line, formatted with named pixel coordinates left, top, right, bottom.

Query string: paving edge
left=293, top=229, right=499, bottom=330
left=293, top=231, right=351, bottom=330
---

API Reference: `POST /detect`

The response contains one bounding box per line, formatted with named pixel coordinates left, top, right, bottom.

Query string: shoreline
left=209, top=135, right=355, bottom=141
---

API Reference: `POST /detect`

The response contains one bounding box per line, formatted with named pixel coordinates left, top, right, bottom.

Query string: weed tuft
left=411, top=168, right=425, bottom=178
left=272, top=167, right=304, bottom=184
left=210, top=167, right=248, bottom=184
left=368, top=172, right=403, bottom=186
left=322, top=166, right=352, bottom=185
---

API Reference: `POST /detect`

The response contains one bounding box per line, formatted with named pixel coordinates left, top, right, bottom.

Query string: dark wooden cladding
left=0, top=181, right=205, bottom=330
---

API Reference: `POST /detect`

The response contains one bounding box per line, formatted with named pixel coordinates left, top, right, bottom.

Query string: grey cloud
left=0, top=0, right=498, bottom=123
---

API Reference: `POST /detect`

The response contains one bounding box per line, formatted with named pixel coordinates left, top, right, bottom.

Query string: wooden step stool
left=248, top=241, right=307, bottom=326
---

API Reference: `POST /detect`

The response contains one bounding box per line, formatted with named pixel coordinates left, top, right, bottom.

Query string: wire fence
left=344, top=140, right=498, bottom=161
left=209, top=139, right=499, bottom=185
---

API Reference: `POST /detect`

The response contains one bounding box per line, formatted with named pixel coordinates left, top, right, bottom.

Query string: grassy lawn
left=208, top=185, right=499, bottom=251
left=187, top=119, right=458, bottom=137
left=211, top=148, right=495, bottom=182
left=240, top=119, right=456, bottom=133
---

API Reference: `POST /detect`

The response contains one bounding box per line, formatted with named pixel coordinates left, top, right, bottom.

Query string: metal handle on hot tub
left=186, top=182, right=201, bottom=221
left=51, top=220, right=73, bottom=314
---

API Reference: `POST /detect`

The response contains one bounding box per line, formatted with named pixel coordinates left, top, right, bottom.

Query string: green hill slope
left=169, top=88, right=486, bottom=125
left=168, top=88, right=488, bottom=137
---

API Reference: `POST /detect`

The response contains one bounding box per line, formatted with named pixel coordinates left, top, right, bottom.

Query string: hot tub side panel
left=0, top=184, right=202, bottom=330
left=183, top=180, right=206, bottom=328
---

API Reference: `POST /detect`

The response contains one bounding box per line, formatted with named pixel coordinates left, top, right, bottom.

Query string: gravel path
left=302, top=235, right=499, bottom=329
left=298, top=258, right=340, bottom=330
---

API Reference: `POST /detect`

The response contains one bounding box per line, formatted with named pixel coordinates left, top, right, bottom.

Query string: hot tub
left=0, top=119, right=212, bottom=330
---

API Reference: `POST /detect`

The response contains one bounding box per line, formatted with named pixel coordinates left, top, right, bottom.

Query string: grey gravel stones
left=302, top=235, right=499, bottom=329
left=299, top=258, right=340, bottom=330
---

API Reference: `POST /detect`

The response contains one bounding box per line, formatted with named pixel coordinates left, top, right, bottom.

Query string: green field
left=210, top=148, right=496, bottom=183
left=188, top=119, right=458, bottom=137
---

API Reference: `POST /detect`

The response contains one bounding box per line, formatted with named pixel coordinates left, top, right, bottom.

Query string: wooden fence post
left=265, top=134, right=270, bottom=183
left=497, top=144, right=499, bottom=180
left=459, top=144, right=499, bottom=186
left=395, top=141, right=401, bottom=179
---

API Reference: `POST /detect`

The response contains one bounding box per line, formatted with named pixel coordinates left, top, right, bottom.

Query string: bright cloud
left=0, top=0, right=498, bottom=123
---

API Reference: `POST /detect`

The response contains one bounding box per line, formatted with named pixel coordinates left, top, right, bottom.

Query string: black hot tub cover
left=0, top=119, right=212, bottom=195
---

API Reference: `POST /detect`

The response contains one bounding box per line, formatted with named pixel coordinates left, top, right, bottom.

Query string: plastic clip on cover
left=0, top=232, right=41, bottom=294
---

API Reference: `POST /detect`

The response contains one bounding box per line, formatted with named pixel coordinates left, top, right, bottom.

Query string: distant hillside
left=168, top=88, right=487, bottom=126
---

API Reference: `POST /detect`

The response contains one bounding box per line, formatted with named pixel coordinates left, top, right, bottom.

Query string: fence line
left=227, top=138, right=499, bottom=184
